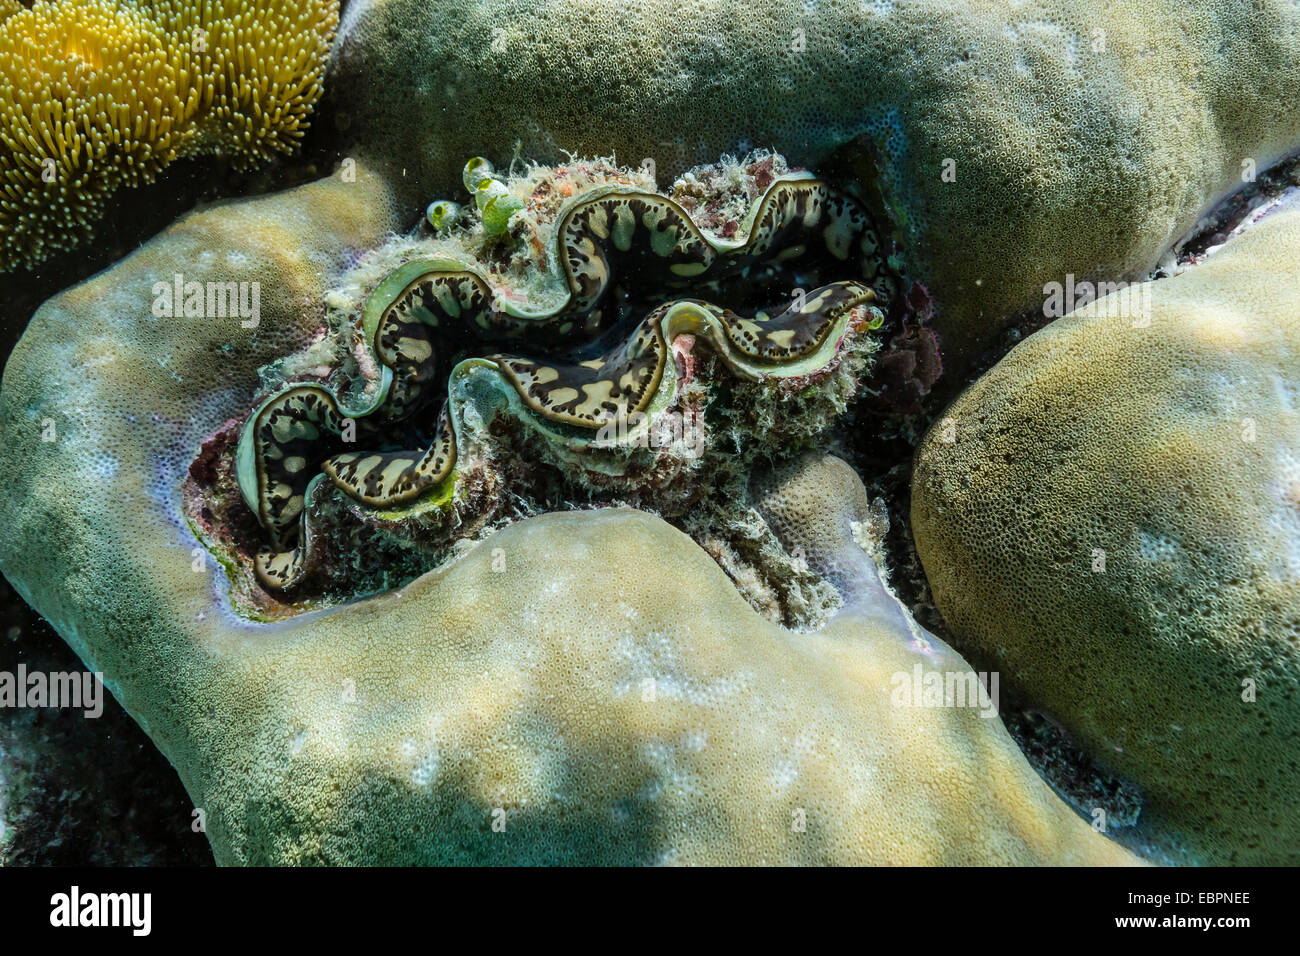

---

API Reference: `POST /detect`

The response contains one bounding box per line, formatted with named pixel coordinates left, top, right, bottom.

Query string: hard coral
left=328, top=0, right=1300, bottom=373
left=911, top=199, right=1300, bottom=865
left=0, top=0, right=337, bottom=270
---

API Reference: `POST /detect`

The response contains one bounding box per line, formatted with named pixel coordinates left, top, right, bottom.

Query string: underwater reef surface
left=1, top=0, right=1299, bottom=865
left=913, top=198, right=1300, bottom=865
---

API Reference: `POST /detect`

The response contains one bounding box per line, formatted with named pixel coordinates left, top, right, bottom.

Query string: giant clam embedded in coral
left=190, top=153, right=897, bottom=600
left=5, top=0, right=1300, bottom=874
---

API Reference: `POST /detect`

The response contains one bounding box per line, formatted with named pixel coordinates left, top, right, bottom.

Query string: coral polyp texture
left=214, top=155, right=892, bottom=594
left=911, top=200, right=1300, bottom=865
left=0, top=0, right=337, bottom=271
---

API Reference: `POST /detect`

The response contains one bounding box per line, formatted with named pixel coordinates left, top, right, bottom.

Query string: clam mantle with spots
left=227, top=168, right=895, bottom=591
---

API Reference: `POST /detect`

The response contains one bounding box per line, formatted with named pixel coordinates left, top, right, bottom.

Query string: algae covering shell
left=233, top=168, right=894, bottom=591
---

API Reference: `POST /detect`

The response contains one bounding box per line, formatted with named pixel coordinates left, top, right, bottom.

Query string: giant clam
left=228, top=158, right=898, bottom=591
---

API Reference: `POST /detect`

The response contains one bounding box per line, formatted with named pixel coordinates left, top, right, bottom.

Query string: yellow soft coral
left=0, top=0, right=337, bottom=271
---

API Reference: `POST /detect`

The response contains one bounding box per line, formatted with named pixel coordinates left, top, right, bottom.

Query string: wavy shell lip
left=224, top=158, right=896, bottom=593
left=235, top=366, right=394, bottom=517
